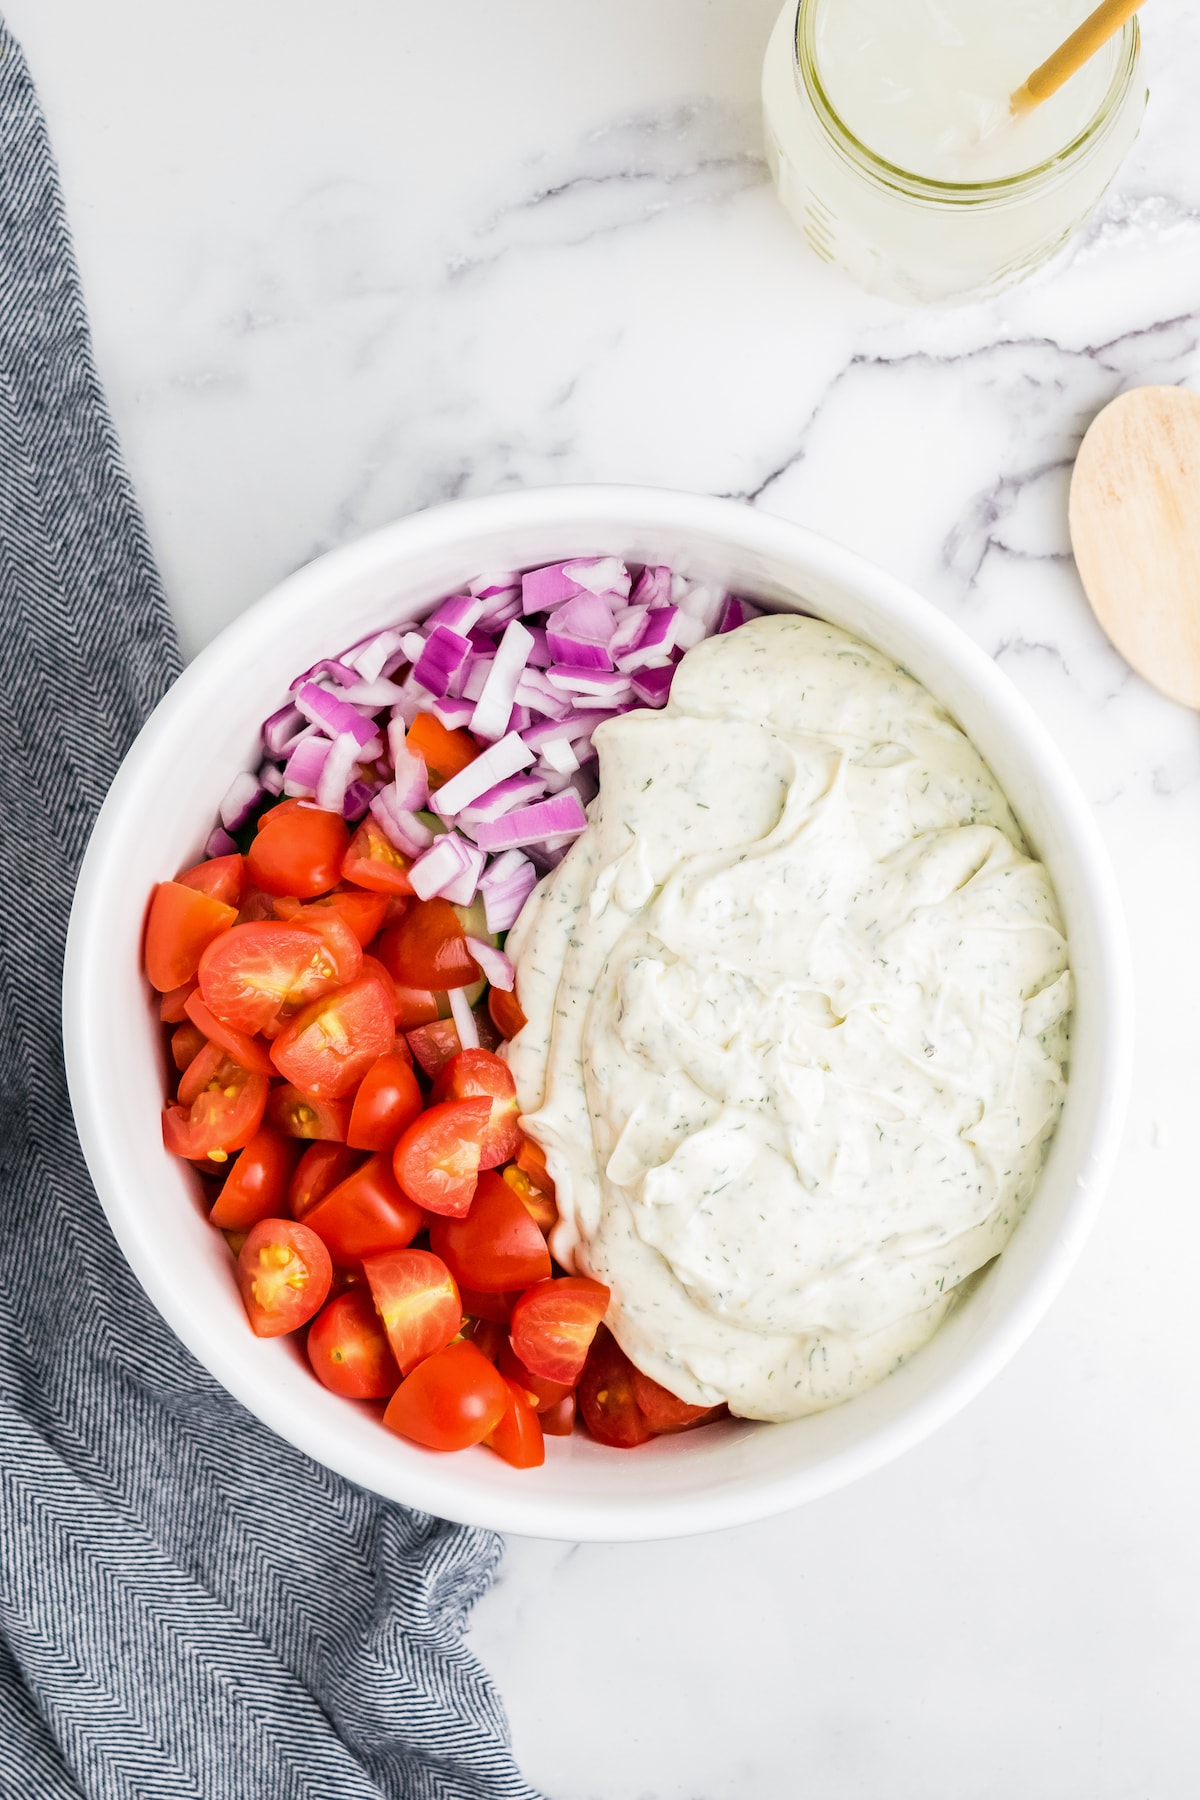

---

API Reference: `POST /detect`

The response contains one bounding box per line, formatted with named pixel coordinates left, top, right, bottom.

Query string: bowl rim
left=63, top=484, right=1134, bottom=1541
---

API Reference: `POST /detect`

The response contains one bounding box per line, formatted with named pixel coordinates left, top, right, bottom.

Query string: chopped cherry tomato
left=488, top=987, right=528, bottom=1041
left=177, top=1039, right=225, bottom=1106
left=237, top=887, right=279, bottom=924
left=466, top=1317, right=508, bottom=1361
left=577, top=1326, right=654, bottom=1449
left=383, top=1339, right=509, bottom=1451
left=236, top=1218, right=332, bottom=1337
left=247, top=805, right=349, bottom=898
left=266, top=1083, right=351, bottom=1141
left=177, top=853, right=246, bottom=908
left=471, top=1000, right=504, bottom=1055
left=496, top=1339, right=572, bottom=1413
left=162, top=1053, right=269, bottom=1165
left=428, top=1171, right=552, bottom=1293
left=510, top=1275, right=610, bottom=1386
left=279, top=887, right=388, bottom=947
left=209, top=1129, right=299, bottom=1231
left=303, top=1153, right=425, bottom=1266
left=144, top=881, right=237, bottom=991
left=392, top=1096, right=491, bottom=1218
left=159, top=979, right=198, bottom=1023
left=307, top=1288, right=400, bottom=1400
left=254, top=797, right=309, bottom=831
left=406, top=712, right=478, bottom=782
left=406, top=1019, right=462, bottom=1077
left=270, top=975, right=395, bottom=1100
left=171, top=1021, right=206, bottom=1072
left=362, top=1247, right=462, bottom=1375
left=432, top=1049, right=520, bottom=1169
left=341, top=818, right=414, bottom=897
left=269, top=901, right=366, bottom=987
left=485, top=1378, right=545, bottom=1469
left=629, top=1367, right=718, bottom=1434
left=393, top=986, right=440, bottom=1030
left=501, top=1165, right=558, bottom=1234
left=347, top=1053, right=423, bottom=1152
left=540, top=1394, right=576, bottom=1437
left=198, top=922, right=344, bottom=1036
left=515, top=1135, right=555, bottom=1199
left=289, top=1142, right=362, bottom=1219
left=459, top=1286, right=517, bottom=1325
left=183, top=989, right=275, bottom=1078
left=376, top=898, right=481, bottom=991
left=359, top=954, right=400, bottom=1021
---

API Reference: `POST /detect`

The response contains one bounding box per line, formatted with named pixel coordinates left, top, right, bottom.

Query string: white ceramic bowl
left=64, top=486, right=1132, bottom=1542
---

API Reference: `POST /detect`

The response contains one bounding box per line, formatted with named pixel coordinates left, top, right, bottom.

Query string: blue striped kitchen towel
left=0, top=21, right=541, bottom=1800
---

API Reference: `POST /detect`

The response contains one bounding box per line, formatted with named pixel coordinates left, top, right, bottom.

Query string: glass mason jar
left=762, top=0, right=1147, bottom=306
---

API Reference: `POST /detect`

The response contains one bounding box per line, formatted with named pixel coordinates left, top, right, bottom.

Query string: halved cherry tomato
left=236, top=1218, right=332, bottom=1337
left=515, top=1135, right=555, bottom=1199
left=209, top=1129, right=299, bottom=1231
left=383, top=1339, right=509, bottom=1451
left=488, top=987, right=527, bottom=1041
left=266, top=1083, right=351, bottom=1142
left=159, top=979, right=198, bottom=1023
left=363, top=1248, right=462, bottom=1375
left=177, top=853, right=246, bottom=908
left=484, top=1378, right=545, bottom=1469
left=392, top=1096, right=491, bottom=1218
left=459, top=1286, right=517, bottom=1325
left=255, top=797, right=309, bottom=831
left=347, top=1053, right=423, bottom=1152
left=270, top=976, right=395, bottom=1100
left=171, top=1021, right=206, bottom=1072
left=428, top=1170, right=552, bottom=1293
left=307, top=1288, right=400, bottom=1400
left=177, top=1040, right=227, bottom=1107
left=183, top=989, right=275, bottom=1077
left=247, top=805, right=349, bottom=898
left=496, top=1339, right=572, bottom=1413
left=406, top=712, right=478, bottom=782
left=303, top=1153, right=425, bottom=1266
left=576, top=1326, right=654, bottom=1449
left=540, top=1394, right=576, bottom=1437
left=431, top=1049, right=520, bottom=1169
left=289, top=1142, right=362, bottom=1220
left=375, top=898, right=481, bottom=991
left=393, top=986, right=440, bottom=1030
left=237, top=887, right=279, bottom=924
left=501, top=1165, right=558, bottom=1234
left=510, top=1275, right=610, bottom=1386
left=359, top=955, right=399, bottom=1022
left=406, top=1019, right=462, bottom=1077
left=629, top=1367, right=719, bottom=1434
left=162, top=1053, right=269, bottom=1164
left=198, top=922, right=344, bottom=1036
left=278, top=887, right=388, bottom=947
left=144, top=882, right=237, bottom=991
left=341, top=818, right=414, bottom=897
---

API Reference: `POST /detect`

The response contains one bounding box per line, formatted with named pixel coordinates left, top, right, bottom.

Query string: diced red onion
left=539, top=738, right=579, bottom=776
left=219, top=771, right=263, bottom=832
left=471, top=619, right=533, bottom=742
left=545, top=631, right=613, bottom=671
left=524, top=627, right=551, bottom=667
left=631, top=664, right=676, bottom=708
left=521, top=562, right=584, bottom=614
left=479, top=850, right=538, bottom=933
left=408, top=832, right=476, bottom=901
left=294, top=681, right=379, bottom=751
left=413, top=626, right=473, bottom=699
left=554, top=592, right=615, bottom=643
left=344, top=628, right=404, bottom=684
left=474, top=591, right=523, bottom=630
left=431, top=731, right=534, bottom=818
left=206, top=825, right=238, bottom=858
left=262, top=702, right=305, bottom=757
left=400, top=630, right=427, bottom=664
left=718, top=595, right=762, bottom=633
left=427, top=593, right=485, bottom=636
left=672, top=611, right=707, bottom=652
left=370, top=791, right=434, bottom=857
left=469, top=570, right=521, bottom=599
left=441, top=838, right=486, bottom=905
left=476, top=791, right=587, bottom=853
left=338, top=678, right=407, bottom=708
left=284, top=735, right=331, bottom=795
left=390, top=746, right=429, bottom=813
left=563, top=557, right=630, bottom=598
left=457, top=772, right=547, bottom=827
left=387, top=715, right=409, bottom=768
left=316, top=732, right=361, bottom=814
left=675, top=582, right=727, bottom=635
left=448, top=984, right=480, bottom=1050
left=520, top=710, right=613, bottom=752
left=630, top=564, right=672, bottom=607
left=259, top=761, right=286, bottom=796
left=430, top=695, right=476, bottom=729
left=612, top=605, right=679, bottom=672
left=462, top=657, right=494, bottom=703
left=291, top=659, right=359, bottom=690
left=464, top=937, right=514, bottom=992
left=545, top=668, right=633, bottom=701
left=514, top=669, right=571, bottom=718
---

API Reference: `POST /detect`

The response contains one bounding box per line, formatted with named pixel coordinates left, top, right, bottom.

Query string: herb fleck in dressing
left=505, top=616, right=1072, bottom=1422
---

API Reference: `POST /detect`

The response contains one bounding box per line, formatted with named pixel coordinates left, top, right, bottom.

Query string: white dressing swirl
left=505, top=615, right=1072, bottom=1422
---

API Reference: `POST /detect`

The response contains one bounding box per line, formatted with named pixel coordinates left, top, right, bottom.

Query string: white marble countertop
left=15, top=1, right=1200, bottom=1793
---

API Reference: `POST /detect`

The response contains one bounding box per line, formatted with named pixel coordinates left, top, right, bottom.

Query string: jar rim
left=793, top=0, right=1141, bottom=200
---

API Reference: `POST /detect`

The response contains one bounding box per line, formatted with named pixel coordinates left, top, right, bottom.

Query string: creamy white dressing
left=505, top=616, right=1072, bottom=1422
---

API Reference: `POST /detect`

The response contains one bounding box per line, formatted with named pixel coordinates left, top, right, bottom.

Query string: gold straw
left=1010, top=0, right=1146, bottom=114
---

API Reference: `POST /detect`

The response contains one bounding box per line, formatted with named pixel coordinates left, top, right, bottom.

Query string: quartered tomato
left=159, top=979, right=198, bottom=1024
left=278, top=887, right=388, bottom=947
left=406, top=1019, right=463, bottom=1078
left=359, top=955, right=400, bottom=1023
left=496, top=1339, right=572, bottom=1414
left=539, top=1394, right=576, bottom=1437
left=428, top=1171, right=552, bottom=1293
left=341, top=818, right=414, bottom=897
left=162, top=1052, right=269, bottom=1164
left=629, top=1367, right=718, bottom=1434
left=487, top=987, right=527, bottom=1041
left=347, top=1053, right=423, bottom=1152
left=302, top=1153, right=425, bottom=1266
left=510, top=1275, right=610, bottom=1386
left=375, top=898, right=481, bottom=991
left=246, top=805, right=349, bottom=898
left=144, top=881, right=237, bottom=991
left=170, top=1021, right=206, bottom=1072
left=266, top=1083, right=351, bottom=1142
left=198, top=922, right=349, bottom=1036
left=288, top=1142, right=362, bottom=1219
left=576, top=1326, right=654, bottom=1449
left=465, top=1316, right=508, bottom=1362
left=393, top=986, right=440, bottom=1031
left=183, top=990, right=275, bottom=1078
left=362, top=1248, right=462, bottom=1376
left=383, top=1339, right=509, bottom=1452
left=515, top=1135, right=555, bottom=1199
left=209, top=1129, right=298, bottom=1231
left=405, top=712, right=478, bottom=782
left=307, top=1288, right=400, bottom=1400
left=484, top=1378, right=545, bottom=1469
left=270, top=975, right=395, bottom=1100
left=432, top=1049, right=520, bottom=1169
left=236, top=1218, right=332, bottom=1337
left=501, top=1165, right=558, bottom=1234
left=392, top=1096, right=492, bottom=1218
left=177, top=853, right=246, bottom=908
left=459, top=1286, right=518, bottom=1325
